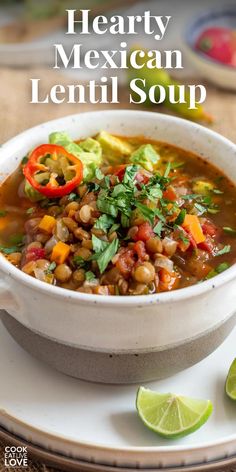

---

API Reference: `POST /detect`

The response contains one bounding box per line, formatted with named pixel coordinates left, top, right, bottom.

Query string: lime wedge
left=225, top=358, right=236, bottom=400
left=136, top=387, right=213, bottom=439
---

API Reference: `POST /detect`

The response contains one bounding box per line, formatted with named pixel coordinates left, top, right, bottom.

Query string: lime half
left=136, top=387, right=213, bottom=439
left=225, top=358, right=236, bottom=400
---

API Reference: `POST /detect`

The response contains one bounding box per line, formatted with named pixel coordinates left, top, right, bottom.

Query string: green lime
left=225, top=358, right=236, bottom=400
left=136, top=387, right=213, bottom=439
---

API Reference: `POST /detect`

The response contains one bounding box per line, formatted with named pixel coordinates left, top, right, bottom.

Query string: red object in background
left=195, top=27, right=236, bottom=67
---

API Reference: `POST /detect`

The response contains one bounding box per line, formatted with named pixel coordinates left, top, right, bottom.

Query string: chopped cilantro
left=73, top=256, right=87, bottom=268
left=68, top=192, right=77, bottom=201
left=205, top=262, right=230, bottom=280
left=135, top=202, right=155, bottom=225
left=207, top=206, right=220, bottom=215
left=194, top=203, right=206, bottom=215
left=0, top=245, right=22, bottom=254
left=26, top=207, right=35, bottom=215
left=123, top=165, right=138, bottom=185
left=96, top=237, right=119, bottom=273
left=85, top=271, right=96, bottom=281
left=111, top=184, right=127, bottom=198
left=164, top=161, right=171, bottom=178
left=94, top=214, right=114, bottom=232
left=175, top=209, right=186, bottom=225
left=97, top=192, right=118, bottom=217
left=45, top=261, right=56, bottom=275
left=121, top=213, right=130, bottom=228
left=92, top=234, right=109, bottom=253
left=109, top=223, right=120, bottom=234
left=95, top=168, right=105, bottom=180
left=182, top=194, right=199, bottom=200
left=216, top=245, right=231, bottom=256
left=171, top=161, right=185, bottom=169
left=153, top=221, right=163, bottom=237
left=223, top=227, right=236, bottom=236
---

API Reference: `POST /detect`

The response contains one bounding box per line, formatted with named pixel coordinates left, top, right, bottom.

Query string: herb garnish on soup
left=0, top=131, right=235, bottom=295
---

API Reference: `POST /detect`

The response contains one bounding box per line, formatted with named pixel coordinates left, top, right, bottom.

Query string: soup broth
left=0, top=131, right=235, bottom=295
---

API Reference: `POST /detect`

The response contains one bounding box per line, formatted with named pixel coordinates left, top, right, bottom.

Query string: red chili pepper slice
left=23, top=144, right=83, bottom=198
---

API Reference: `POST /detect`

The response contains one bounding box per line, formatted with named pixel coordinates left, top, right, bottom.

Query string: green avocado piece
left=130, top=144, right=160, bottom=172
left=96, top=131, right=132, bottom=162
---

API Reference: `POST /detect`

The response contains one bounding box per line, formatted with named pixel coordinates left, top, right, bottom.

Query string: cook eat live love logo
left=4, top=446, right=28, bottom=468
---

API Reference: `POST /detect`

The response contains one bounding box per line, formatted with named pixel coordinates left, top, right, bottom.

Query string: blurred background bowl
left=184, top=5, right=236, bottom=90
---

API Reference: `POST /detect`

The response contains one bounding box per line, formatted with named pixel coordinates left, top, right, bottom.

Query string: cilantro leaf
left=95, top=168, right=105, bottom=180
left=111, top=184, right=127, bottom=198
left=96, top=238, right=119, bottom=273
left=216, top=245, right=231, bottom=256
left=109, top=223, right=120, bottom=234
left=171, top=161, right=185, bottom=169
left=45, top=261, right=56, bottom=275
left=26, top=207, right=35, bottom=215
left=97, top=192, right=118, bottom=217
left=68, top=192, right=77, bottom=202
left=92, top=234, right=109, bottom=253
left=122, top=165, right=138, bottom=185
left=194, top=203, right=207, bottom=215
left=223, top=227, right=236, bottom=236
left=205, top=262, right=230, bottom=279
left=94, top=214, right=114, bottom=232
left=135, top=202, right=155, bottom=224
left=73, top=256, right=87, bottom=268
left=164, top=161, right=171, bottom=178
left=85, top=271, right=96, bottom=281
left=174, top=209, right=186, bottom=225
left=153, top=221, right=163, bottom=237
left=0, top=245, right=21, bottom=254
left=121, top=213, right=130, bottom=228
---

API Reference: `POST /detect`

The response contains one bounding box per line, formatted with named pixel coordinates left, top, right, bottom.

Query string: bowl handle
left=0, top=278, right=18, bottom=310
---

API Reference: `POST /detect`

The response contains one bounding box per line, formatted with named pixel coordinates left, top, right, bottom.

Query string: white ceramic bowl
left=0, top=110, right=236, bottom=383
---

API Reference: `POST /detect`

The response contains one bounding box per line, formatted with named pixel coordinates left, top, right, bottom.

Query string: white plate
left=1, top=315, right=236, bottom=468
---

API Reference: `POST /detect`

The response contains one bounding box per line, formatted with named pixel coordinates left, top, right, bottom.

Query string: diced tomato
left=116, top=248, right=135, bottom=279
left=183, top=227, right=197, bottom=249
left=163, top=186, right=177, bottom=201
left=135, top=172, right=150, bottom=186
left=198, top=237, right=215, bottom=254
left=25, top=247, right=46, bottom=263
left=113, top=165, right=127, bottom=182
left=158, top=269, right=180, bottom=292
left=202, top=221, right=217, bottom=238
left=134, top=222, right=154, bottom=242
left=133, top=240, right=147, bottom=261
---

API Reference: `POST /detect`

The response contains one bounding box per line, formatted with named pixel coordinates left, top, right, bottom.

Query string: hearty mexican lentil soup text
left=0, top=131, right=236, bottom=296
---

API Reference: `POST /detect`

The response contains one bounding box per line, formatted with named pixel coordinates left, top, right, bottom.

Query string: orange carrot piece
left=51, top=241, right=71, bottom=264
left=182, top=214, right=206, bottom=244
left=39, top=215, right=56, bottom=233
